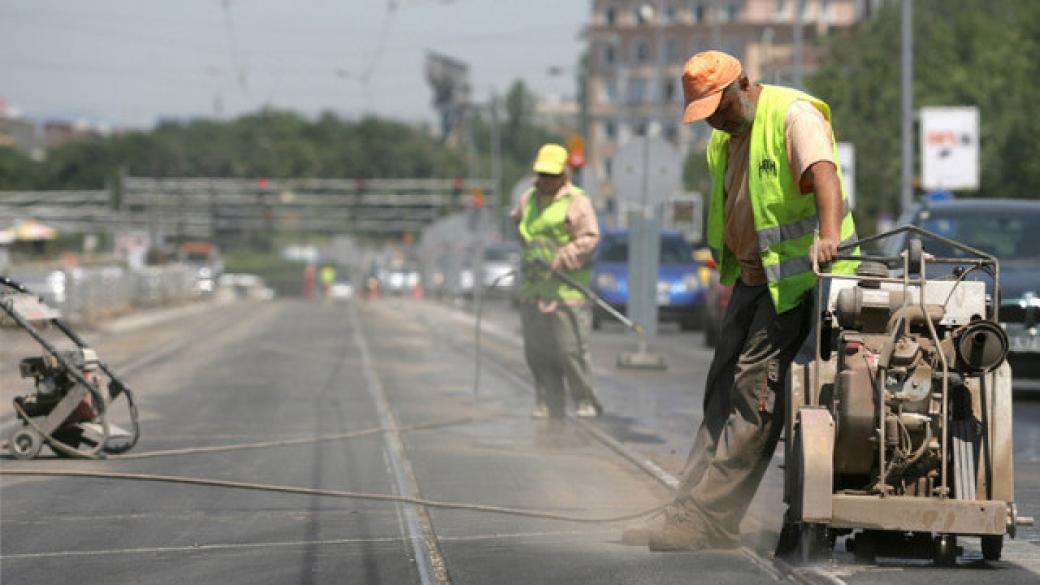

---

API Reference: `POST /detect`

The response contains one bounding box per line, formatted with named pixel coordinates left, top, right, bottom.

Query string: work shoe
left=575, top=401, right=599, bottom=418
left=530, top=401, right=550, bottom=419
left=621, top=501, right=691, bottom=546
left=621, top=515, right=666, bottom=546
left=646, top=505, right=739, bottom=552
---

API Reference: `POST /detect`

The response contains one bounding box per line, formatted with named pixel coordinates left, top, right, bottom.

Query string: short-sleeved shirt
left=723, top=99, right=835, bottom=286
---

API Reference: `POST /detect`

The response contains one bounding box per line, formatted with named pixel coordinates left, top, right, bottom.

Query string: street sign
left=836, top=142, right=855, bottom=210
left=920, top=106, right=979, bottom=191
left=613, top=136, right=682, bottom=208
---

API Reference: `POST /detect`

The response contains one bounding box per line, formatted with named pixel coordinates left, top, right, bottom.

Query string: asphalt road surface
left=2, top=296, right=1039, bottom=585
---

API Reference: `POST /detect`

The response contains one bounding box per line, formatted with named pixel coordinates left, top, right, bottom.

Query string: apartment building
left=584, top=0, right=886, bottom=213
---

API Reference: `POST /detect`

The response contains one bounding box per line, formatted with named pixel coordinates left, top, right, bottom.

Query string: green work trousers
left=520, top=302, right=600, bottom=416
left=674, top=281, right=814, bottom=541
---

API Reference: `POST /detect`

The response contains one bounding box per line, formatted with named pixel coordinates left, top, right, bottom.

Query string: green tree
left=808, top=0, right=1040, bottom=229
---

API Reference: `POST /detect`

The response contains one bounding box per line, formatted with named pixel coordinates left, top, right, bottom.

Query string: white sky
left=0, top=0, right=589, bottom=128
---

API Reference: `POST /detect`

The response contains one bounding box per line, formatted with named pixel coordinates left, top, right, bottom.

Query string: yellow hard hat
left=532, top=143, right=568, bottom=175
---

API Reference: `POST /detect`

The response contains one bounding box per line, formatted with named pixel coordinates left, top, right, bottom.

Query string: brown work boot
left=646, top=505, right=739, bottom=552
left=621, top=501, right=695, bottom=546
left=620, top=515, right=665, bottom=546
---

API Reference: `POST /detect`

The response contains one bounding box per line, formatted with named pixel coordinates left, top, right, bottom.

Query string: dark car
left=590, top=229, right=708, bottom=331
left=886, top=198, right=1040, bottom=378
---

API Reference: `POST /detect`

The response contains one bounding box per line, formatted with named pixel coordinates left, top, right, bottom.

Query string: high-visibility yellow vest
left=517, top=186, right=591, bottom=302
left=706, top=85, right=859, bottom=314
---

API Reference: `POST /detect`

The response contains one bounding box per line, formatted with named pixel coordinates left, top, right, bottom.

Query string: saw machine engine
left=780, top=229, right=1031, bottom=565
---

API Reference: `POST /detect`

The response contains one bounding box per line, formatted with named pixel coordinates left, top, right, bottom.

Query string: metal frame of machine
left=1, top=275, right=140, bottom=460
left=777, top=226, right=1031, bottom=565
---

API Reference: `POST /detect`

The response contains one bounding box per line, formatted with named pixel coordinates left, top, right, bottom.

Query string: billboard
left=920, top=106, right=979, bottom=191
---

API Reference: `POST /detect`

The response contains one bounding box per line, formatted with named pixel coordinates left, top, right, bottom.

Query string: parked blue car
left=590, top=229, right=708, bottom=331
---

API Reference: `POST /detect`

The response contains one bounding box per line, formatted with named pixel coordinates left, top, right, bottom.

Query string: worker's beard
left=723, top=93, right=756, bottom=136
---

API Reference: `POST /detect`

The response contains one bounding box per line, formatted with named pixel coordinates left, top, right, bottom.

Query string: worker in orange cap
left=623, top=51, right=858, bottom=552
left=512, top=144, right=602, bottom=419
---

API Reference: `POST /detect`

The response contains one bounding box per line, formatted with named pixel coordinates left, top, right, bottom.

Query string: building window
left=635, top=119, right=648, bottom=136
left=665, top=123, right=679, bottom=143
left=602, top=79, right=619, bottom=104
left=635, top=40, right=651, bottom=63
left=605, top=121, right=617, bottom=139
left=726, top=2, right=739, bottom=22
left=692, top=2, right=705, bottom=23
left=605, top=4, right=616, bottom=26
left=665, top=38, right=680, bottom=61
left=775, top=0, right=787, bottom=19
left=634, top=5, right=648, bottom=25
left=822, top=0, right=833, bottom=23
left=663, top=3, right=677, bottom=23
left=604, top=157, right=613, bottom=179
left=663, top=79, right=677, bottom=103
left=603, top=43, right=616, bottom=65
left=628, top=78, right=647, bottom=104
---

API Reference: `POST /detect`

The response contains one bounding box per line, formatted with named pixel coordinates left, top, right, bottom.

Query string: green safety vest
left=706, top=84, right=859, bottom=314
left=517, top=186, right=591, bottom=303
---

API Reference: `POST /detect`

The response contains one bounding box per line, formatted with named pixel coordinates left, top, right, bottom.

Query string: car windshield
left=599, top=234, right=694, bottom=264
left=913, top=208, right=1040, bottom=261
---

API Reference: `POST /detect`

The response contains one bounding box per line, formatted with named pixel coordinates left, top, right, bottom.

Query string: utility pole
left=793, top=0, right=805, bottom=88
left=900, top=0, right=914, bottom=213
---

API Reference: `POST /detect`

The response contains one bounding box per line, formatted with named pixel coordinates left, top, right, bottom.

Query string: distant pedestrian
left=512, top=143, right=602, bottom=419
left=303, top=263, right=316, bottom=300
left=320, top=265, right=337, bottom=300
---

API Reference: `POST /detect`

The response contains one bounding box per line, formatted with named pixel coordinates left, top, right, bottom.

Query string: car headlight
left=595, top=273, right=618, bottom=291
left=681, top=273, right=701, bottom=292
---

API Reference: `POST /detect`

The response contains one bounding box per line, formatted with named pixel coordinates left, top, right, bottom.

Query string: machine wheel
left=908, top=238, right=924, bottom=274
left=933, top=534, right=959, bottom=566
left=9, top=428, right=43, bottom=460
left=981, top=535, right=1003, bottom=561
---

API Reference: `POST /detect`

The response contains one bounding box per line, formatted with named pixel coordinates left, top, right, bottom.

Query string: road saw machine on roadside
left=777, top=226, right=1032, bottom=565
left=1, top=275, right=140, bottom=459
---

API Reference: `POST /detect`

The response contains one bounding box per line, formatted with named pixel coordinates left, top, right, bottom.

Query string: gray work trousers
left=674, top=280, right=813, bottom=540
left=520, top=302, right=600, bottom=415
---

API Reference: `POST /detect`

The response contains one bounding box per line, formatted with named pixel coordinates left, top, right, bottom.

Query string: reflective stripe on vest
left=756, top=199, right=852, bottom=253
left=762, top=231, right=859, bottom=282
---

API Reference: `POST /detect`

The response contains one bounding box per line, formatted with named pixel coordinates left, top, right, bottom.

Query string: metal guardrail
left=5, top=264, right=199, bottom=324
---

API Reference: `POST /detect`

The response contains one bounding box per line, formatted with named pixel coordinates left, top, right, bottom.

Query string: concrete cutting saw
left=776, top=226, right=1032, bottom=565
left=1, top=275, right=140, bottom=459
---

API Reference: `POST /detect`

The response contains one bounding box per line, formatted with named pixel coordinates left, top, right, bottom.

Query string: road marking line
left=351, top=304, right=450, bottom=585
left=0, top=529, right=616, bottom=561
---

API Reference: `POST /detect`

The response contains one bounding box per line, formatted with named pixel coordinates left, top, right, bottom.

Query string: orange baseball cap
left=681, top=51, right=742, bottom=123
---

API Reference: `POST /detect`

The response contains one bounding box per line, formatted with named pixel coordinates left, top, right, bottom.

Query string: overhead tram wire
left=219, top=0, right=251, bottom=100
left=358, top=0, right=399, bottom=113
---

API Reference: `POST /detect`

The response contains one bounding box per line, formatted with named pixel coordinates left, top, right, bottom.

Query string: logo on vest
left=758, top=159, right=778, bottom=178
